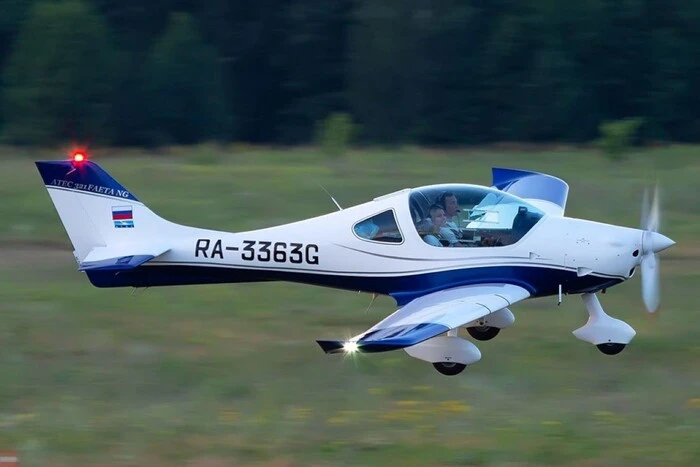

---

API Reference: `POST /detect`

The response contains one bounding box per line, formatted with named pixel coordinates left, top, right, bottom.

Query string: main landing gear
left=466, top=325, right=500, bottom=341
left=432, top=361, right=467, bottom=376
left=419, top=308, right=516, bottom=376
left=404, top=332, right=482, bottom=377
left=464, top=307, right=514, bottom=342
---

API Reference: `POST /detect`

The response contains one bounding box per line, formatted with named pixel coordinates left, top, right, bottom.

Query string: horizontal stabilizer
left=78, top=244, right=170, bottom=271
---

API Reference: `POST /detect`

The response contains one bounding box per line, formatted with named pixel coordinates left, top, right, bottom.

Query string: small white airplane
left=36, top=151, right=675, bottom=376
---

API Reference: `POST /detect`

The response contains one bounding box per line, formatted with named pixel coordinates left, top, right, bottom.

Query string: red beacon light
left=69, top=149, right=89, bottom=166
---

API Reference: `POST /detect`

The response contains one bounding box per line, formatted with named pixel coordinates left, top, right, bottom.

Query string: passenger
left=422, top=204, right=458, bottom=247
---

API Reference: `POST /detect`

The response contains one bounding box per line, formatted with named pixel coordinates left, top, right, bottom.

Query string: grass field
left=1, top=145, right=699, bottom=466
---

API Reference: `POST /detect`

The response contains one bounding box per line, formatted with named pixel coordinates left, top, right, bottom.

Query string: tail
left=35, top=159, right=172, bottom=272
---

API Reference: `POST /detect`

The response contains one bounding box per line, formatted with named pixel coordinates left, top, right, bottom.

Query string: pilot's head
left=429, top=204, right=447, bottom=227
left=439, top=192, right=459, bottom=217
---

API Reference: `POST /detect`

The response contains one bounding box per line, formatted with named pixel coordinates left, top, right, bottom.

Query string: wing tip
left=317, top=323, right=451, bottom=355
left=316, top=340, right=345, bottom=354
left=316, top=339, right=416, bottom=354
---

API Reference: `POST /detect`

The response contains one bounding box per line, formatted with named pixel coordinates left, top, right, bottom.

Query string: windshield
left=409, top=184, right=544, bottom=247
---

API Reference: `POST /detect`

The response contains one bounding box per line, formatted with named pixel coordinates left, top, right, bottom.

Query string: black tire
left=596, top=343, right=626, bottom=355
left=432, top=362, right=467, bottom=376
left=467, top=326, right=500, bottom=341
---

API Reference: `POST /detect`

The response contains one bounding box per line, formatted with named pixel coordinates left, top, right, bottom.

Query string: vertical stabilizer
left=35, top=159, right=170, bottom=263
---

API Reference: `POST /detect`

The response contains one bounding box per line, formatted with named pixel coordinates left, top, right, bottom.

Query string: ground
left=0, top=145, right=698, bottom=466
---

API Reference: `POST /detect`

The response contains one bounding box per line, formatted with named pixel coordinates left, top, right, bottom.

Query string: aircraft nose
left=649, top=232, right=675, bottom=253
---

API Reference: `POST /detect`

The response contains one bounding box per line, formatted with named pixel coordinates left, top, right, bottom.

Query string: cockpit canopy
left=409, top=184, right=545, bottom=247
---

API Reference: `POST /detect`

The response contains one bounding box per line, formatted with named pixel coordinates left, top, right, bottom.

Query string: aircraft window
left=353, top=210, right=403, bottom=244
left=410, top=184, right=544, bottom=247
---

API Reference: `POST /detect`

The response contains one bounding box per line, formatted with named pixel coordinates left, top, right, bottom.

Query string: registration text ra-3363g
left=195, top=238, right=319, bottom=265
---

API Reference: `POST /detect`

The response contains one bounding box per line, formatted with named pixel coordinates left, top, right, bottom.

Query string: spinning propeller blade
left=639, top=184, right=674, bottom=313
left=641, top=248, right=659, bottom=313
left=641, top=186, right=649, bottom=230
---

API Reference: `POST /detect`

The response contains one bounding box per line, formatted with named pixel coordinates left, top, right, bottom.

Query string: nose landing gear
left=596, top=342, right=626, bottom=355
left=573, top=293, right=636, bottom=355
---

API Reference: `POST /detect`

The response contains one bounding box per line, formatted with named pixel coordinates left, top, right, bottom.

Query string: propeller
left=639, top=184, right=675, bottom=312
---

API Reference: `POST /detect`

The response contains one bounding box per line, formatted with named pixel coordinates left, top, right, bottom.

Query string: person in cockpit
left=422, top=204, right=458, bottom=247
left=437, top=191, right=465, bottom=236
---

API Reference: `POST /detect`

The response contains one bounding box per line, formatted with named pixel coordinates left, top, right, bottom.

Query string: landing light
left=343, top=341, right=359, bottom=353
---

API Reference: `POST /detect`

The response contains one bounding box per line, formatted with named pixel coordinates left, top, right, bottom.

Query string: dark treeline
left=1, top=0, right=699, bottom=147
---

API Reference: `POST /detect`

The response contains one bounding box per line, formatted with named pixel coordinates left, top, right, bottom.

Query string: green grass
left=0, top=145, right=699, bottom=466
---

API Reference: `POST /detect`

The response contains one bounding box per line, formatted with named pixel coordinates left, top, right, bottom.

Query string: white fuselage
left=84, top=188, right=643, bottom=305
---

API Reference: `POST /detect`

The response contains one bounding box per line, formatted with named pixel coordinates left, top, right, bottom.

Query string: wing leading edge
left=317, top=283, right=530, bottom=354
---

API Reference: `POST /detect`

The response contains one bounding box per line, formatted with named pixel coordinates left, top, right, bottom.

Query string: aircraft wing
left=78, top=244, right=170, bottom=271
left=492, top=167, right=569, bottom=216
left=317, top=283, right=530, bottom=353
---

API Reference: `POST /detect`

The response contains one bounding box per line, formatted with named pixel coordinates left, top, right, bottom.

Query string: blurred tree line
left=1, top=0, right=699, bottom=147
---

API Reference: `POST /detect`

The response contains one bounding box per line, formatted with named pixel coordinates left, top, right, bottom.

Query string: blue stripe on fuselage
left=84, top=263, right=622, bottom=305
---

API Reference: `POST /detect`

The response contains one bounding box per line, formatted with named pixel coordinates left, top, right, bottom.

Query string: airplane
left=35, top=151, right=675, bottom=376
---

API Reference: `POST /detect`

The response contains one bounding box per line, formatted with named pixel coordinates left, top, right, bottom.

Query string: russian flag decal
left=112, top=206, right=134, bottom=228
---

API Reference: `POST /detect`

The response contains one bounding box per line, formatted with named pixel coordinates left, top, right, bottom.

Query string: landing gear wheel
left=432, top=362, right=467, bottom=376
left=467, top=326, right=500, bottom=341
left=596, top=343, right=626, bottom=355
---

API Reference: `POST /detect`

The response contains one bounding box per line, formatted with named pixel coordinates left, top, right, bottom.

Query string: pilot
left=437, top=191, right=462, bottom=233
left=422, top=204, right=458, bottom=247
